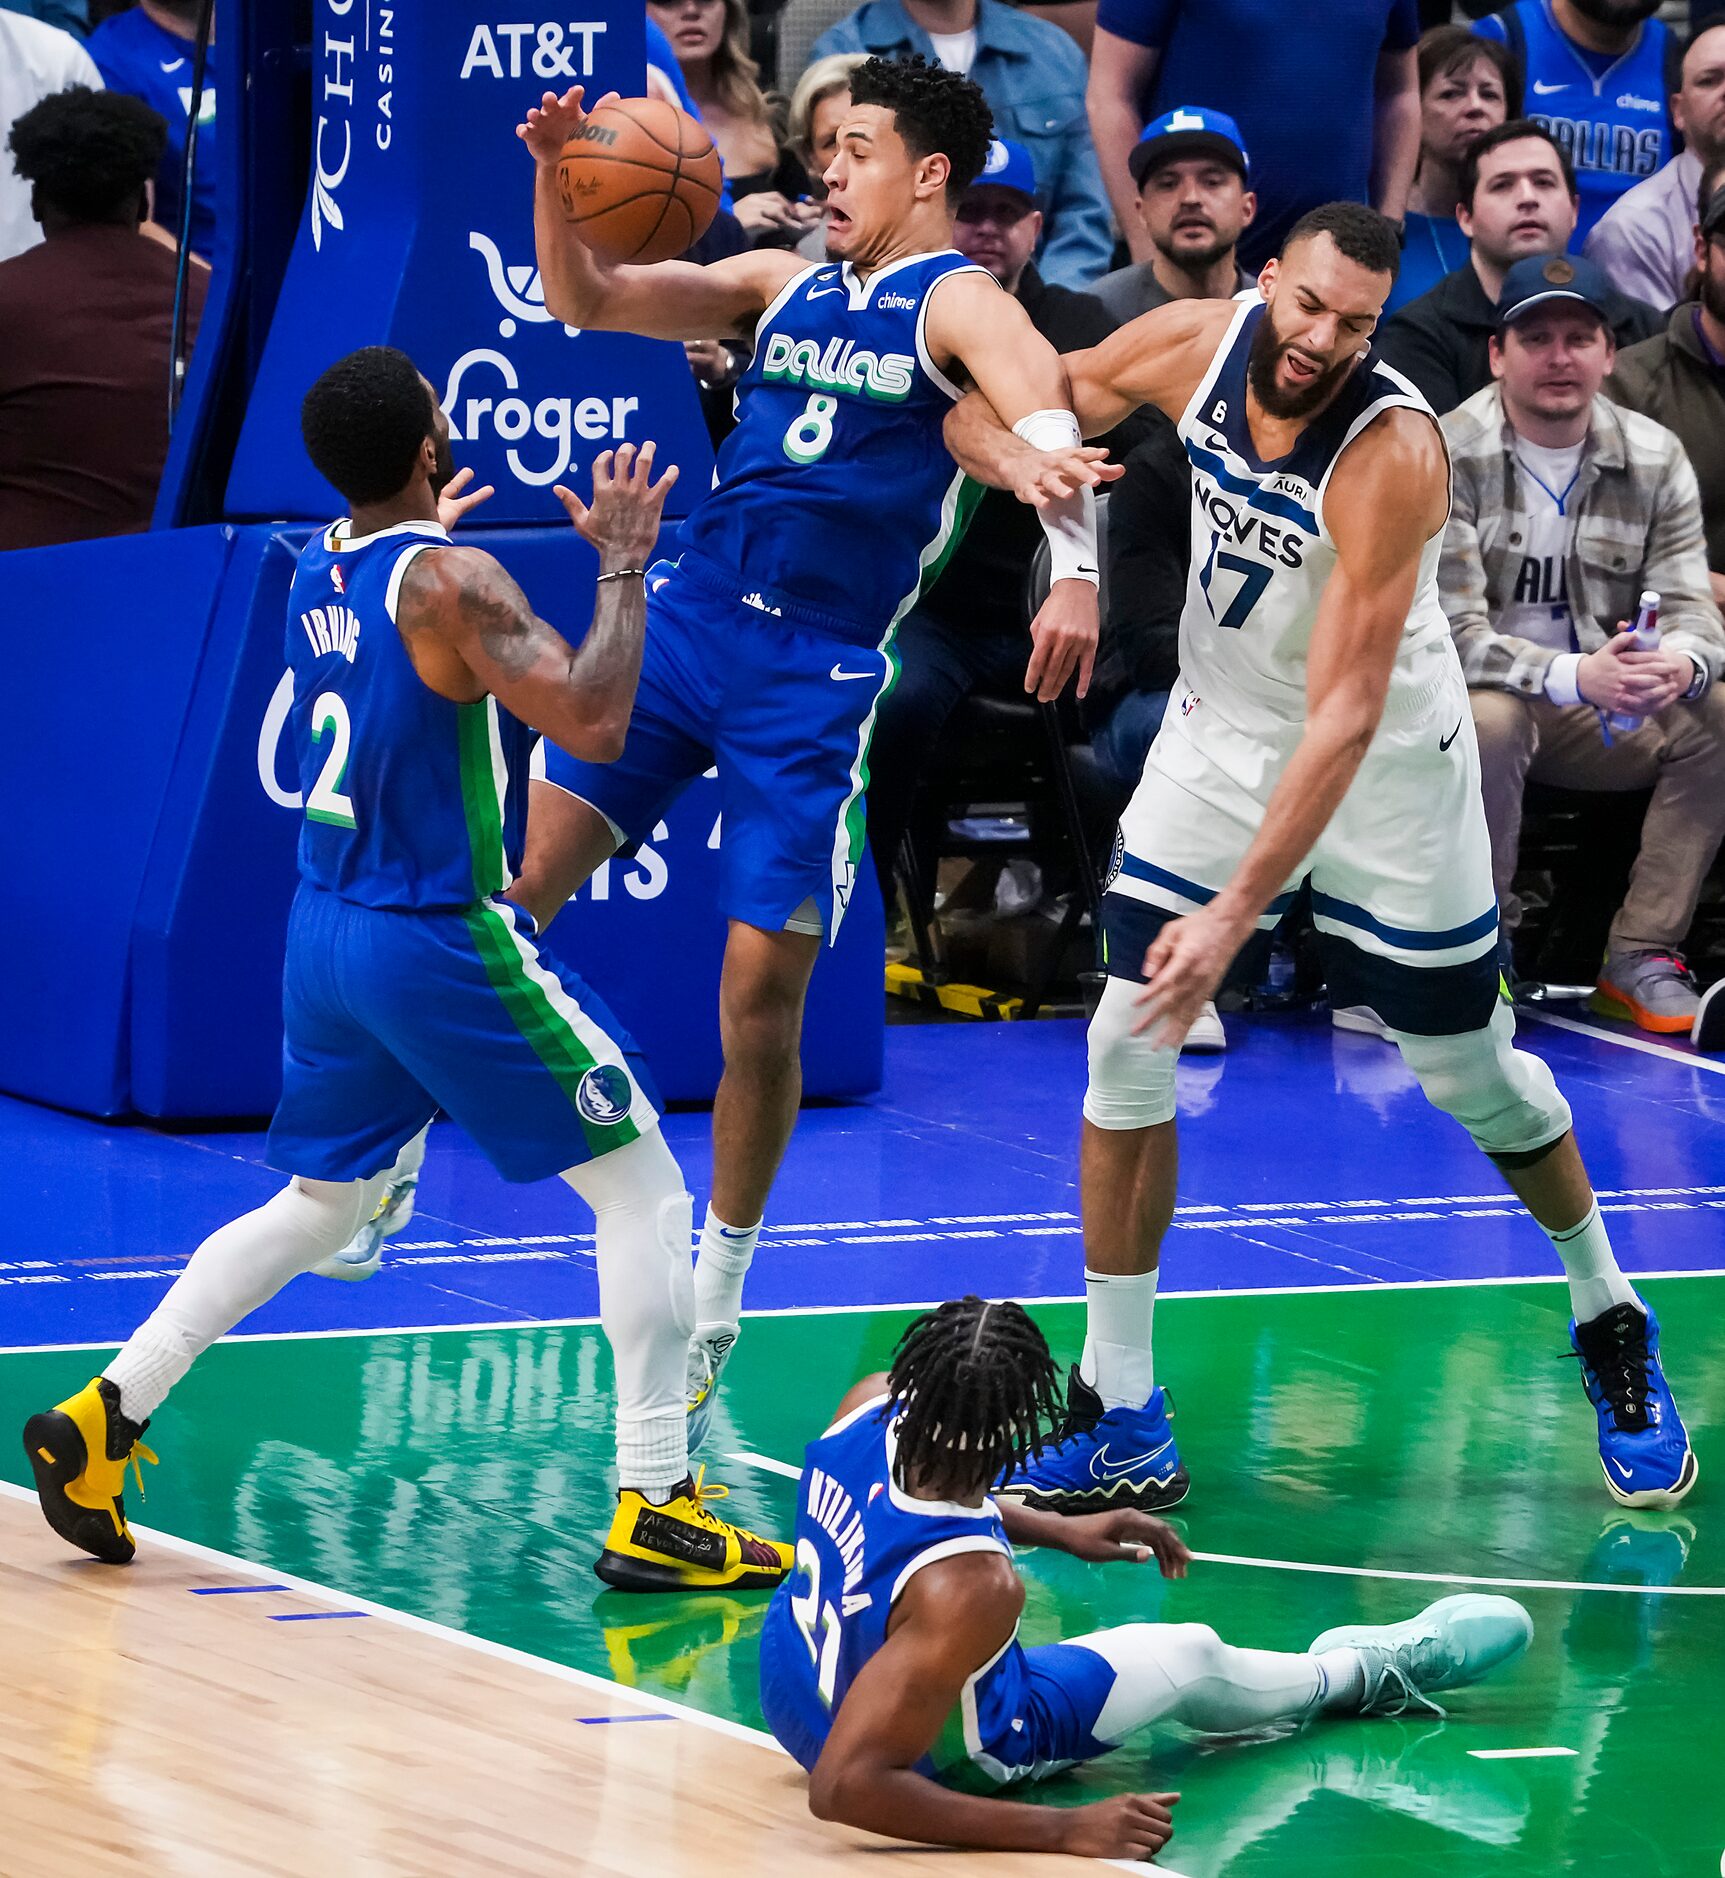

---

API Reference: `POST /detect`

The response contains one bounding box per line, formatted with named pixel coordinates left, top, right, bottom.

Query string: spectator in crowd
left=1085, top=0, right=1420, bottom=274
left=0, top=7, right=100, bottom=261
left=1386, top=25, right=1516, bottom=314
left=810, top=1, right=1113, bottom=285
left=1440, top=252, right=1725, bottom=1034
left=1085, top=411, right=1185, bottom=795
left=649, top=0, right=821, bottom=246
left=1586, top=17, right=1725, bottom=311
left=0, top=87, right=206, bottom=551
left=0, top=1, right=88, bottom=32
left=863, top=139, right=1145, bottom=902
left=1381, top=119, right=1660, bottom=413
left=1090, top=107, right=1255, bottom=323
left=1608, top=167, right=1725, bottom=606
left=86, top=0, right=214, bottom=259
left=785, top=50, right=866, bottom=258
left=1474, top=0, right=1676, bottom=246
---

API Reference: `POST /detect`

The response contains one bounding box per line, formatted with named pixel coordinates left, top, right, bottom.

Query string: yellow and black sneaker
left=23, top=1377, right=157, bottom=1564
left=595, top=1467, right=791, bottom=1593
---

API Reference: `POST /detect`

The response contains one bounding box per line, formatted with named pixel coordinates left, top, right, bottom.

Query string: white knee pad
left=1084, top=975, right=1178, bottom=1131
left=1394, top=1001, right=1572, bottom=1158
left=562, top=1127, right=696, bottom=1338
left=289, top=1172, right=391, bottom=1253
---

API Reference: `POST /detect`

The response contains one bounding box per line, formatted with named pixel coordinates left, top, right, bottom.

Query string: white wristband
left=1012, top=409, right=1100, bottom=589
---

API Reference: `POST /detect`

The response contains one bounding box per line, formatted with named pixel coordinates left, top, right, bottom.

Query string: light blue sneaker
left=1311, top=1594, right=1533, bottom=1719
left=1001, top=1366, right=1189, bottom=1514
left=685, top=1323, right=739, bottom=1455
left=1571, top=1302, right=1698, bottom=1508
left=311, top=1168, right=418, bottom=1283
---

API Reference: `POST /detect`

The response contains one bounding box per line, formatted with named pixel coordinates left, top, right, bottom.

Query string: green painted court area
left=6, top=1277, right=1722, bottom=1877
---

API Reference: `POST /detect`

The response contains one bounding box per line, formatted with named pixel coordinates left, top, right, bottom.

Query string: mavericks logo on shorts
left=576, top=1063, right=635, bottom=1127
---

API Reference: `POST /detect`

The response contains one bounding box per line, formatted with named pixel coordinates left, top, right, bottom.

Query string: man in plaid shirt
left=1441, top=253, right=1725, bottom=1035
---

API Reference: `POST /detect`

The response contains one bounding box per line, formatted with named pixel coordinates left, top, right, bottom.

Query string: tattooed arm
left=394, top=443, right=678, bottom=763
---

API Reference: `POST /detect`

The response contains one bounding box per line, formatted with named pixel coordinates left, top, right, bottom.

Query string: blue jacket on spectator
left=0, top=0, right=87, bottom=34
left=810, top=0, right=1114, bottom=288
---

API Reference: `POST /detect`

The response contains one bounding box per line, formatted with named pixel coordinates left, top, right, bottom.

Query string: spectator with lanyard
left=1440, top=251, right=1725, bottom=1035
left=1473, top=0, right=1677, bottom=245
left=1586, top=16, right=1725, bottom=311
left=1084, top=0, right=1421, bottom=274
left=1388, top=25, right=1517, bottom=314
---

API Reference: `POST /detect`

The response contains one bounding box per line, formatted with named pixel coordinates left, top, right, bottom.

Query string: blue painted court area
left=2, top=1008, right=1721, bottom=1351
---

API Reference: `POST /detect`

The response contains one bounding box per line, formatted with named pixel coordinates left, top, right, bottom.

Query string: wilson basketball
left=557, top=98, right=723, bottom=265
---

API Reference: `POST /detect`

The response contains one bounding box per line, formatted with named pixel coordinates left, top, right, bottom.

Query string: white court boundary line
left=0, top=1478, right=1191, bottom=1876
left=4, top=1265, right=1722, bottom=1359
left=1524, top=1007, right=1725, bottom=1076
left=721, top=1453, right=1725, bottom=1599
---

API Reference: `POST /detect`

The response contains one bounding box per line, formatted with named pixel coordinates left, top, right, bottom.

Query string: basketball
left=556, top=98, right=723, bottom=265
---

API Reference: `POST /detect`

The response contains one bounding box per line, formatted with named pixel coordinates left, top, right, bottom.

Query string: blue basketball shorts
left=542, top=559, right=895, bottom=943
left=266, top=882, right=659, bottom=1184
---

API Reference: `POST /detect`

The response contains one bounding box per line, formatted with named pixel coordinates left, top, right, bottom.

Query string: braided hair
left=886, top=1297, right=1063, bottom=1502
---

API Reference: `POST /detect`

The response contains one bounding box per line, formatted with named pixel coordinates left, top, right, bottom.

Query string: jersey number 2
left=783, top=394, right=838, bottom=465
left=306, top=691, right=357, bottom=829
left=789, top=1537, right=842, bottom=1707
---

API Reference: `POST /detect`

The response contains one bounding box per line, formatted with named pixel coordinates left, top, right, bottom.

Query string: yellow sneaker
left=23, top=1378, right=157, bottom=1564
left=595, top=1466, right=791, bottom=1592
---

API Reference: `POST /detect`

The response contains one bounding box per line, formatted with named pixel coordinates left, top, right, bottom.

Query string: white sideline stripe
left=0, top=1478, right=780, bottom=1752
left=1526, top=1008, right=1725, bottom=1076
left=721, top=1456, right=1725, bottom=1598
left=4, top=1266, right=1723, bottom=1357
left=1467, top=1746, right=1578, bottom=1760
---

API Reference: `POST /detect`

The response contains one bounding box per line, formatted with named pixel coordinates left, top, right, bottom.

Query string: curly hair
left=301, top=347, right=434, bottom=506
left=848, top=54, right=994, bottom=203
left=885, top=1296, right=1064, bottom=1502
left=1283, top=201, right=1403, bottom=282
left=7, top=86, right=167, bottom=225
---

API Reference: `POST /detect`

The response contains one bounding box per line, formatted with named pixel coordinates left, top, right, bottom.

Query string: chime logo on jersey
left=760, top=332, right=916, bottom=403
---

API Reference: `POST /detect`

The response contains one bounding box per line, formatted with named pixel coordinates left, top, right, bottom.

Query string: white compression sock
left=1080, top=1622, right=1324, bottom=1745
left=1079, top=1267, right=1157, bottom=1410
left=1546, top=1201, right=1639, bottom=1323
left=104, top=1174, right=384, bottom=1424
left=692, top=1206, right=760, bottom=1330
left=563, top=1129, right=695, bottom=1501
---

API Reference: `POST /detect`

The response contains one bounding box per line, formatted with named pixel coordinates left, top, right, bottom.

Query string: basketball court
left=3, top=1007, right=1720, bottom=1875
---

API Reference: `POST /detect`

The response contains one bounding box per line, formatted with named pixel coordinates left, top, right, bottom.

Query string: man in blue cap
left=1093, top=108, right=1257, bottom=324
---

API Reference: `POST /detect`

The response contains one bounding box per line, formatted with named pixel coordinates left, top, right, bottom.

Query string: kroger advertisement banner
left=226, top=0, right=714, bottom=522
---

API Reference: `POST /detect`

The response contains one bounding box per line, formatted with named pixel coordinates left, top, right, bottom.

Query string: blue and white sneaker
left=685, top=1323, right=739, bottom=1456
left=1311, top=1594, right=1534, bottom=1719
left=311, top=1168, right=419, bottom=1283
left=1001, top=1366, right=1189, bottom=1514
left=1570, top=1302, right=1697, bottom=1508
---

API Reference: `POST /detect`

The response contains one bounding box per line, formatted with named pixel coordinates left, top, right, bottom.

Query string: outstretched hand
left=554, top=440, right=679, bottom=564
left=517, top=85, right=621, bottom=167
left=1057, top=1509, right=1191, bottom=1575
left=436, top=466, right=496, bottom=532
left=1007, top=444, right=1121, bottom=511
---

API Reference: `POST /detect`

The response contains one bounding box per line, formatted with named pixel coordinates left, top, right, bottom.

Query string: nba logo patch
left=576, top=1063, right=634, bottom=1127
left=331, top=564, right=346, bottom=594
left=1180, top=692, right=1200, bottom=718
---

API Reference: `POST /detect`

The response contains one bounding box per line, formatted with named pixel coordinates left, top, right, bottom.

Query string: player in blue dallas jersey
left=22, top=346, right=790, bottom=1594
left=760, top=1297, right=1533, bottom=1860
left=329, top=56, right=1116, bottom=1441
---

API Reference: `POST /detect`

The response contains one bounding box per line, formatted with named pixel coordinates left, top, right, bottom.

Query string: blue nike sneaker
left=1001, top=1366, right=1189, bottom=1514
left=1311, top=1594, right=1533, bottom=1719
left=1570, top=1302, right=1697, bottom=1508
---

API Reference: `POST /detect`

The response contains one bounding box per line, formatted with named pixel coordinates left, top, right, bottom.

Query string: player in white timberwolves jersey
left=950, top=204, right=1695, bottom=1513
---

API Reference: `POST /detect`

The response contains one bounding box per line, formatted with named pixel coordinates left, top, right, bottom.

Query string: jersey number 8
left=789, top=1536, right=842, bottom=1706
left=783, top=393, right=838, bottom=465
left=306, top=691, right=358, bottom=829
